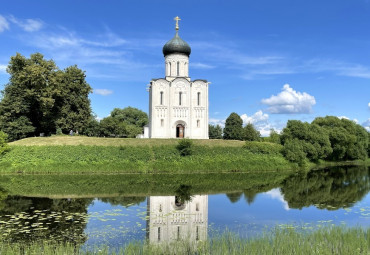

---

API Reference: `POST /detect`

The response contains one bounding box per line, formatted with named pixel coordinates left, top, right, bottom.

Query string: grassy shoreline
left=0, top=226, right=368, bottom=254
left=1, top=136, right=367, bottom=174
left=0, top=137, right=297, bottom=174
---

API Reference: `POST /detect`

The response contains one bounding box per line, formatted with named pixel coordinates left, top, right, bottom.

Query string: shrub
left=0, top=131, right=10, bottom=155
left=176, top=139, right=193, bottom=156
left=56, top=128, right=63, bottom=135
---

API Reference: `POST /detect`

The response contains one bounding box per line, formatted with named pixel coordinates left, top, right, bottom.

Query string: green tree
left=82, top=116, right=100, bottom=137
left=243, top=123, right=260, bottom=141
left=209, top=124, right=223, bottom=139
left=54, top=65, right=92, bottom=134
left=267, top=129, right=281, bottom=144
left=0, top=53, right=92, bottom=140
left=223, top=112, right=243, bottom=140
left=282, top=138, right=307, bottom=165
left=110, top=107, right=148, bottom=128
left=281, top=120, right=332, bottom=162
left=312, top=116, right=368, bottom=160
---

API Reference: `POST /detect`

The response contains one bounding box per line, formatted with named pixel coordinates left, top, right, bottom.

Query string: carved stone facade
left=147, top=35, right=210, bottom=139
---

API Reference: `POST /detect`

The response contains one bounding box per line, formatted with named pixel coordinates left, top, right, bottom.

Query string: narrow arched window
left=177, top=61, right=180, bottom=76
left=197, top=92, right=200, bottom=106
left=160, top=91, right=163, bottom=105
left=179, top=92, right=182, bottom=106
left=161, top=119, right=164, bottom=127
left=197, top=120, right=200, bottom=128
left=158, top=227, right=161, bottom=241
left=169, top=62, right=171, bottom=76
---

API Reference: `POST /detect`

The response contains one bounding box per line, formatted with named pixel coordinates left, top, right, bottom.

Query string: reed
left=0, top=226, right=368, bottom=255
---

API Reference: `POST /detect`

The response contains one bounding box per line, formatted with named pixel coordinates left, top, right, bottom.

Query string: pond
left=0, top=165, right=369, bottom=250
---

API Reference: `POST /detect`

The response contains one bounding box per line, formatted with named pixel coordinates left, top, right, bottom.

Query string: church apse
left=146, top=195, right=208, bottom=244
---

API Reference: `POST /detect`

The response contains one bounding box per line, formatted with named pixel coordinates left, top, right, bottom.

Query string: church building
left=146, top=17, right=210, bottom=139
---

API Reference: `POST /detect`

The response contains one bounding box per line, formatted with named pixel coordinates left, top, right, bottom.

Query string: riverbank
left=0, top=137, right=296, bottom=174
left=0, top=226, right=368, bottom=254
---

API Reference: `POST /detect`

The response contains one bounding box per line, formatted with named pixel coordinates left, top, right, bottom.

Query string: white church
left=144, top=17, right=210, bottom=139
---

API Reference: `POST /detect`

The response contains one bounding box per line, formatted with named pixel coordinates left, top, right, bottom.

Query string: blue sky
left=0, top=0, right=369, bottom=135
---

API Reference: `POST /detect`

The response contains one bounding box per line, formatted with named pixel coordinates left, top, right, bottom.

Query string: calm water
left=0, top=165, right=369, bottom=250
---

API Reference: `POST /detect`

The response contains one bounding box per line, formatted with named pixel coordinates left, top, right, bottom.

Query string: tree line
left=209, top=112, right=370, bottom=163
left=0, top=53, right=148, bottom=141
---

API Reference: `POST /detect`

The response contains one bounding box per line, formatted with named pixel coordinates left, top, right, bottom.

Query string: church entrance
left=176, top=124, right=185, bottom=138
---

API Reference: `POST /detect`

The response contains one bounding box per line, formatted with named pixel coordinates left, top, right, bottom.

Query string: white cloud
left=9, top=15, right=43, bottom=32
left=210, top=110, right=281, bottom=137
left=94, top=89, right=113, bottom=96
left=240, top=110, right=269, bottom=125
left=368, top=102, right=370, bottom=109
left=304, top=59, right=370, bottom=79
left=363, top=119, right=370, bottom=132
left=0, top=64, right=7, bottom=73
left=191, top=62, right=215, bottom=69
left=264, top=188, right=290, bottom=211
left=338, top=116, right=359, bottom=124
left=261, top=84, right=316, bottom=114
left=0, top=15, right=9, bottom=32
left=209, top=118, right=225, bottom=127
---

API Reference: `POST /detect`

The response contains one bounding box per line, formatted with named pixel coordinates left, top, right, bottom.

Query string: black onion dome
left=162, top=31, right=191, bottom=57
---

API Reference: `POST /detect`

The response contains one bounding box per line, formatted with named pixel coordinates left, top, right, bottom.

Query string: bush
left=243, top=141, right=283, bottom=155
left=176, top=139, right=193, bottom=156
left=282, top=139, right=306, bottom=166
left=56, top=128, right=63, bottom=135
left=0, top=131, right=10, bottom=155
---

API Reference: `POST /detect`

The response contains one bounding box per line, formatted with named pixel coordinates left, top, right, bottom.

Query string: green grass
left=0, top=226, right=368, bottom=254
left=0, top=141, right=296, bottom=174
left=9, top=136, right=246, bottom=147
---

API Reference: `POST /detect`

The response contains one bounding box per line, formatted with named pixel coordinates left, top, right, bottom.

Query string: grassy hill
left=1, top=136, right=296, bottom=174
left=9, top=136, right=245, bottom=147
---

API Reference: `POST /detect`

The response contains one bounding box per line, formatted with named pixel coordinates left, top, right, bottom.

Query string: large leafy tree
left=110, top=107, right=148, bottom=128
left=209, top=124, right=223, bottom=139
left=223, top=112, right=243, bottom=140
left=100, top=107, right=148, bottom=138
left=281, top=120, right=332, bottom=162
left=0, top=53, right=92, bottom=141
left=243, top=123, right=260, bottom=141
left=54, top=65, right=92, bottom=133
left=312, top=116, right=368, bottom=160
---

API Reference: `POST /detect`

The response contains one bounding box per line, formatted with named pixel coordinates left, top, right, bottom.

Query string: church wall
left=165, top=54, right=189, bottom=77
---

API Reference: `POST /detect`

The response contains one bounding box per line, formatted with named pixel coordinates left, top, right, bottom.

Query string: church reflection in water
left=146, top=195, right=208, bottom=243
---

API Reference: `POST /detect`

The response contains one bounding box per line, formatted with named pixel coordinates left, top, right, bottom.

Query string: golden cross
left=174, top=16, right=181, bottom=31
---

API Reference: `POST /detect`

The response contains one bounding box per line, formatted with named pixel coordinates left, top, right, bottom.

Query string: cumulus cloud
left=94, top=89, right=113, bottom=96
left=240, top=110, right=269, bottom=125
left=209, top=118, right=225, bottom=127
left=0, top=64, right=7, bottom=73
left=261, top=84, right=316, bottom=114
left=368, top=102, right=370, bottom=109
left=363, top=119, right=370, bottom=131
left=9, top=15, right=43, bottom=32
left=210, top=110, right=280, bottom=137
left=0, top=15, right=9, bottom=32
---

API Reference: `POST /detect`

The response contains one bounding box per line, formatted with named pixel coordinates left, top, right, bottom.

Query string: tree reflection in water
left=281, top=166, right=370, bottom=210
